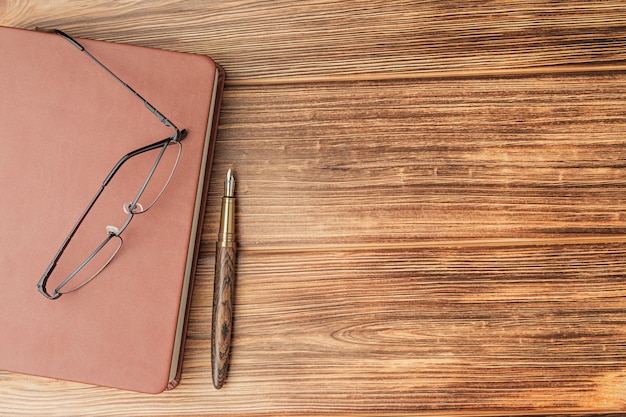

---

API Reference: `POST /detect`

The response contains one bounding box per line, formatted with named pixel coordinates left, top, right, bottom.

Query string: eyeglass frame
left=36, top=29, right=187, bottom=300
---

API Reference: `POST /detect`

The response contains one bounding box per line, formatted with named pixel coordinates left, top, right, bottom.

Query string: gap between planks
left=238, top=235, right=626, bottom=253
left=226, top=63, right=626, bottom=86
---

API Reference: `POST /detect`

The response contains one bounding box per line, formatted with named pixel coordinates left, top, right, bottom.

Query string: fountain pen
left=212, top=169, right=236, bottom=389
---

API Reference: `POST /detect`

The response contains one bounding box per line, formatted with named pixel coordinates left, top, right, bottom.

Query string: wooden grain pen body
left=212, top=242, right=236, bottom=389
left=212, top=188, right=236, bottom=389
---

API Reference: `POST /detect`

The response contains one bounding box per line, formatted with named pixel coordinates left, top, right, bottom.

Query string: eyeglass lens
left=47, top=140, right=182, bottom=295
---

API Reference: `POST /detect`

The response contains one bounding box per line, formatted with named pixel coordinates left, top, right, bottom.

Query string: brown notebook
left=0, top=26, right=224, bottom=393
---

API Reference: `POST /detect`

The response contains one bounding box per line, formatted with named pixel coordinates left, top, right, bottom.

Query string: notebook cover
left=0, top=26, right=224, bottom=393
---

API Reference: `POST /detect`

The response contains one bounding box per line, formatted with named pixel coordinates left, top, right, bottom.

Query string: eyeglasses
left=36, top=29, right=187, bottom=300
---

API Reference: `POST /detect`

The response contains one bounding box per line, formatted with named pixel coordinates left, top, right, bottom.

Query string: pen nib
left=225, top=169, right=235, bottom=197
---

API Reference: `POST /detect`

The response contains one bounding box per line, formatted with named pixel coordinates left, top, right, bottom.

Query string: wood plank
left=204, top=73, right=626, bottom=248
left=2, top=1, right=626, bottom=83
left=2, top=243, right=626, bottom=415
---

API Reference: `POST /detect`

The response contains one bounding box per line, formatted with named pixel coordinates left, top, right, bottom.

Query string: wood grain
left=2, top=0, right=626, bottom=415
left=205, top=74, right=626, bottom=247
left=2, top=244, right=626, bottom=415
left=2, top=0, right=626, bottom=83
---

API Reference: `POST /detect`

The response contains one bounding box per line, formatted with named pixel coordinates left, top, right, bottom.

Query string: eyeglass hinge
left=37, top=262, right=62, bottom=300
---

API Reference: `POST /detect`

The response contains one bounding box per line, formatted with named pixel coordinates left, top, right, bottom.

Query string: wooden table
left=2, top=1, right=626, bottom=415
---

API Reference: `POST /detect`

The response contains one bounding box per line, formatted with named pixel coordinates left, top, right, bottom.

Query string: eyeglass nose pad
left=106, top=225, right=120, bottom=236
left=123, top=202, right=144, bottom=214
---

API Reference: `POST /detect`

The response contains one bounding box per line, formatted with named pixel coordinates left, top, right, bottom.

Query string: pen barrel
left=212, top=243, right=236, bottom=389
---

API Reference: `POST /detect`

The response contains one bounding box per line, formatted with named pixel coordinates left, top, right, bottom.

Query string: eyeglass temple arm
left=103, top=129, right=187, bottom=186
left=36, top=28, right=182, bottom=140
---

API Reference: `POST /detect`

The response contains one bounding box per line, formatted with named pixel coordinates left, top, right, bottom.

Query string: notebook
left=0, top=26, right=224, bottom=393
